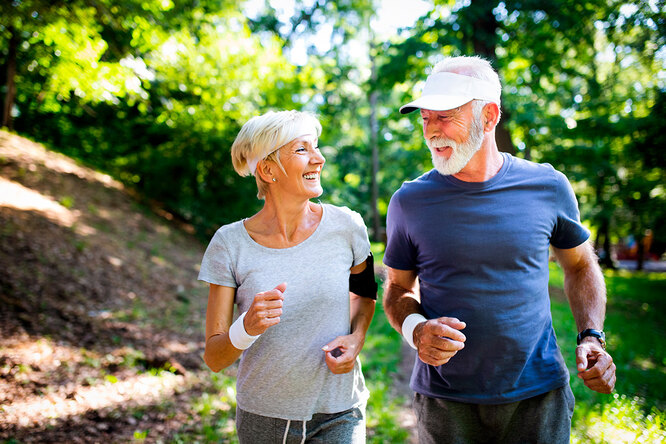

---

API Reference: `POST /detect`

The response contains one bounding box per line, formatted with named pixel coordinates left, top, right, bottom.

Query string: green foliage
left=4, top=0, right=662, bottom=249
left=3, top=3, right=314, bottom=236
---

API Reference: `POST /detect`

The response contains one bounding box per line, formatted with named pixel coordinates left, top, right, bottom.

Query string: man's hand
left=576, top=339, right=616, bottom=394
left=414, top=317, right=466, bottom=366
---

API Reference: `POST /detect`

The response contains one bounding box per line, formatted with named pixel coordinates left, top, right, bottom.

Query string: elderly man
left=383, top=55, right=616, bottom=443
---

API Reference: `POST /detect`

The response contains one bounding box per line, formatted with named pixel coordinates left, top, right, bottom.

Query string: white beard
left=426, top=116, right=485, bottom=176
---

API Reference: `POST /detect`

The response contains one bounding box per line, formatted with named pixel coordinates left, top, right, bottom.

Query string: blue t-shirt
left=383, top=153, right=590, bottom=404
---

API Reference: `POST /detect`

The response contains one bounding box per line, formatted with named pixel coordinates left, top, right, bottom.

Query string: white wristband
left=402, top=313, right=427, bottom=350
left=229, top=312, right=260, bottom=350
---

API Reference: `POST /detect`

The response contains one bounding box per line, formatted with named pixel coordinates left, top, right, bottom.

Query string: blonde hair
left=231, top=110, right=322, bottom=199
left=432, top=56, right=502, bottom=121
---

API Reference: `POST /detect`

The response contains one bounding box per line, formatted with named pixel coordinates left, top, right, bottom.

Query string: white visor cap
left=399, top=72, right=501, bottom=114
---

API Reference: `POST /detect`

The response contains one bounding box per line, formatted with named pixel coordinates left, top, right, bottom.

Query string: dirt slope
left=0, top=130, right=216, bottom=443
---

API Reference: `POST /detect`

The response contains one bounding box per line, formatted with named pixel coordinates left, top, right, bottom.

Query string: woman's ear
left=255, top=159, right=274, bottom=184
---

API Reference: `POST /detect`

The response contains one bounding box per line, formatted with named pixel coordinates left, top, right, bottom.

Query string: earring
left=272, top=178, right=277, bottom=182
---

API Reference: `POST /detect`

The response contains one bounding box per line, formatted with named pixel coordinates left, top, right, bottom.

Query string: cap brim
left=399, top=95, right=474, bottom=114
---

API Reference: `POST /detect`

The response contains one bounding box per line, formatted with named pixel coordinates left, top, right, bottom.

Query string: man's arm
left=382, top=266, right=422, bottom=332
left=552, top=241, right=616, bottom=394
left=383, top=266, right=466, bottom=366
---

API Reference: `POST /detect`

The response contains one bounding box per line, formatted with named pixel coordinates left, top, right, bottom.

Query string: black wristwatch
left=577, top=328, right=606, bottom=350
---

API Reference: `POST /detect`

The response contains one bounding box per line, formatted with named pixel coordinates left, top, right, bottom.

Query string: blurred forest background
left=1, top=0, right=665, bottom=443
left=1, top=0, right=664, bottom=264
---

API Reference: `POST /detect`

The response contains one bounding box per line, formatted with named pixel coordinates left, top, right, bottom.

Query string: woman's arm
left=203, top=284, right=242, bottom=372
left=204, top=282, right=287, bottom=372
left=323, top=257, right=376, bottom=374
left=349, top=258, right=376, bottom=342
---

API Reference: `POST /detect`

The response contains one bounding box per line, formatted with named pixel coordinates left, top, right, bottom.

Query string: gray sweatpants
left=413, top=385, right=575, bottom=444
left=236, top=404, right=366, bottom=444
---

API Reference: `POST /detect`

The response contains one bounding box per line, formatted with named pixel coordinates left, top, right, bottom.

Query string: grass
left=170, top=372, right=239, bottom=444
left=549, top=262, right=666, bottom=443
left=361, top=291, right=411, bottom=443
left=363, top=243, right=412, bottom=442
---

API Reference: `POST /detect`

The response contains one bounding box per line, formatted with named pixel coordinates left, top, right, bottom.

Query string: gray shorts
left=413, top=385, right=575, bottom=444
left=236, top=404, right=366, bottom=444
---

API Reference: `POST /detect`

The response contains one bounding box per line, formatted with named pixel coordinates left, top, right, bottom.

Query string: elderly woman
left=199, top=110, right=377, bottom=443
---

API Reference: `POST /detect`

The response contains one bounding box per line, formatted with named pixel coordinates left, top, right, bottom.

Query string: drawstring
left=282, top=419, right=291, bottom=444
left=282, top=419, right=307, bottom=444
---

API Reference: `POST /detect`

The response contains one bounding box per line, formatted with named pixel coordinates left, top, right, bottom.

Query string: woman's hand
left=322, top=333, right=365, bottom=374
left=243, top=282, right=287, bottom=336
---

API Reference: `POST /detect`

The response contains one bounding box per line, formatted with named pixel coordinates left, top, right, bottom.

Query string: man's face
left=421, top=102, right=485, bottom=176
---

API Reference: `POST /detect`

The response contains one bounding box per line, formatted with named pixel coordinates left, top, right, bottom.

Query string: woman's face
left=274, top=134, right=325, bottom=200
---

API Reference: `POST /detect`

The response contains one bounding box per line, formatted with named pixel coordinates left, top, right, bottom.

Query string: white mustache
left=426, top=137, right=457, bottom=149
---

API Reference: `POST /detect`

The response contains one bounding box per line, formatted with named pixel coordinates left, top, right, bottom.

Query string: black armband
left=349, top=253, right=378, bottom=300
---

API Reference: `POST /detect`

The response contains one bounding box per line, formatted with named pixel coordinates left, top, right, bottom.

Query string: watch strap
left=577, top=328, right=606, bottom=349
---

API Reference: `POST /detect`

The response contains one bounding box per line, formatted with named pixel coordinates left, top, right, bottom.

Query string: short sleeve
left=198, top=228, right=238, bottom=287
left=550, top=170, right=590, bottom=249
left=383, top=191, right=418, bottom=270
left=348, top=209, right=372, bottom=266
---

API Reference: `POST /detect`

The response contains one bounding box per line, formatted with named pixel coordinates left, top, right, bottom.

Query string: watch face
left=578, top=329, right=605, bottom=349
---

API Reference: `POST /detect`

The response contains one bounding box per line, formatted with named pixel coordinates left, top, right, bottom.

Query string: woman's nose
left=312, top=149, right=325, bottom=164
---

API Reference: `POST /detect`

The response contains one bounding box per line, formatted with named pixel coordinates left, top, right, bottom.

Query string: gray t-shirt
left=198, top=203, right=371, bottom=420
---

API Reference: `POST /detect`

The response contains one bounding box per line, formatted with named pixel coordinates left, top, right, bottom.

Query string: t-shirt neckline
left=435, top=152, right=512, bottom=189
left=240, top=203, right=326, bottom=252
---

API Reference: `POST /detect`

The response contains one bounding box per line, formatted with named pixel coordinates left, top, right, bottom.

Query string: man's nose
left=423, top=119, right=440, bottom=139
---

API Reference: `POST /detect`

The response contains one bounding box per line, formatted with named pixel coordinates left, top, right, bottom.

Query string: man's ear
left=483, top=102, right=500, bottom=131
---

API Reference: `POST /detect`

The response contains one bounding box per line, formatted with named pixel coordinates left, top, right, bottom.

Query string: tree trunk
left=369, top=51, right=382, bottom=242
left=595, top=217, right=615, bottom=268
left=470, top=0, right=515, bottom=155
left=495, top=107, right=516, bottom=155
left=2, top=26, right=18, bottom=130
left=636, top=233, right=645, bottom=271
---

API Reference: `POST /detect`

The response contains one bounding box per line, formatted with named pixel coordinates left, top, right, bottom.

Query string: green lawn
left=549, top=262, right=666, bottom=443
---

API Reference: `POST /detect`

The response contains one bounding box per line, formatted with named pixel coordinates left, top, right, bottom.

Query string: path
left=396, top=341, right=419, bottom=443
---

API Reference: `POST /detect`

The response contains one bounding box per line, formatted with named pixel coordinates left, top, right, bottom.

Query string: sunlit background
left=1, top=1, right=665, bottom=442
